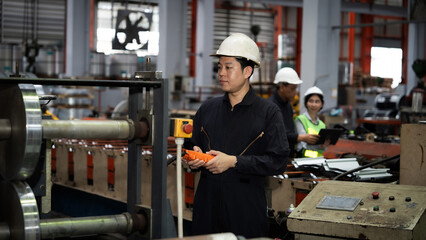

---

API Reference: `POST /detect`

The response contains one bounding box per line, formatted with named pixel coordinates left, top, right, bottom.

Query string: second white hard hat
left=273, top=67, right=303, bottom=85
left=210, top=33, right=260, bottom=67
left=304, top=86, right=324, bottom=98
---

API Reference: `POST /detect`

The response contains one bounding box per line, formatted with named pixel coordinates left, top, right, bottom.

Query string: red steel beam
left=189, top=0, right=197, bottom=78
left=274, top=5, right=282, bottom=60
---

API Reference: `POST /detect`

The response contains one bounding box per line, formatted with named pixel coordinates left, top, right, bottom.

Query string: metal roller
left=0, top=84, right=42, bottom=180
left=0, top=181, right=40, bottom=240
left=0, top=181, right=148, bottom=240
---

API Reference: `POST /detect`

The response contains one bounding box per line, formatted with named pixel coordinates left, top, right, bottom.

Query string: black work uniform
left=268, top=90, right=298, bottom=157
left=185, top=87, right=289, bottom=237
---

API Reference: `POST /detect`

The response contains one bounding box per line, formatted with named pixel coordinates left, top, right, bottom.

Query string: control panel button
left=182, top=124, right=193, bottom=134
left=372, top=192, right=379, bottom=199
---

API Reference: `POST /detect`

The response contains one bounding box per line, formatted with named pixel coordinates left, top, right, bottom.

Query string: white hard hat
left=210, top=33, right=260, bottom=67
left=304, top=86, right=323, bottom=98
left=273, top=67, right=303, bottom=85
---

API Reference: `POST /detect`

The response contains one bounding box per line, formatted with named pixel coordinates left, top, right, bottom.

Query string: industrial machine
left=362, top=92, right=402, bottom=119
left=287, top=180, right=426, bottom=240
left=0, top=59, right=175, bottom=239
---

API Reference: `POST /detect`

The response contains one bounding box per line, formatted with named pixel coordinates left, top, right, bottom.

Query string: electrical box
left=400, top=123, right=426, bottom=186
left=287, top=180, right=426, bottom=240
left=170, top=118, right=193, bottom=138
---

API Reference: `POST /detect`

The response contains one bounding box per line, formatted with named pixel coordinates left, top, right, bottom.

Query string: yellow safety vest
left=295, top=114, right=326, bottom=158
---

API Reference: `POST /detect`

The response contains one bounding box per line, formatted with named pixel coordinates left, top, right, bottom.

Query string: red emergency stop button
left=372, top=192, right=379, bottom=199
left=182, top=124, right=193, bottom=134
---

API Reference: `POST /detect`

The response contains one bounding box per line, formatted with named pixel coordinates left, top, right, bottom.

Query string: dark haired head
left=235, top=57, right=255, bottom=79
left=304, top=94, right=324, bottom=110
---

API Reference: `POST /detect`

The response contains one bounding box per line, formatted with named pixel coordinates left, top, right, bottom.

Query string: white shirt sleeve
left=295, top=118, right=307, bottom=152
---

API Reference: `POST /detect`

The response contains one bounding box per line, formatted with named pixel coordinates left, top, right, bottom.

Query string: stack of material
left=48, top=87, right=94, bottom=119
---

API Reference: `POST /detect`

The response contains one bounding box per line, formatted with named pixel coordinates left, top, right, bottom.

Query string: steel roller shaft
left=0, top=119, right=149, bottom=140
left=39, top=213, right=139, bottom=239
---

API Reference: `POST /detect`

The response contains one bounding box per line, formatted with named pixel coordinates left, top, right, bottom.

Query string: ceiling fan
left=112, top=10, right=152, bottom=51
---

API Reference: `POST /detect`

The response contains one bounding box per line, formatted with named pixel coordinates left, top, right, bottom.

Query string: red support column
left=189, top=0, right=197, bottom=78
left=360, top=15, right=373, bottom=74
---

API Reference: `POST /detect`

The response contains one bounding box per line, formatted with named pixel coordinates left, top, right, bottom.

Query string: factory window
left=96, top=1, right=159, bottom=56
left=0, top=0, right=66, bottom=45
left=370, top=46, right=402, bottom=88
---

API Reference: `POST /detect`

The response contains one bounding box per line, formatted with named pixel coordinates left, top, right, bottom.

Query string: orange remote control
left=183, top=149, right=215, bottom=162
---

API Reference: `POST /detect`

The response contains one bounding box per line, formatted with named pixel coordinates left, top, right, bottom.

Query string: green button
left=390, top=208, right=396, bottom=212
left=373, top=206, right=379, bottom=211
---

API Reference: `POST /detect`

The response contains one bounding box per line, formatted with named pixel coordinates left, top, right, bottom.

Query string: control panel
left=170, top=118, right=193, bottom=138
left=287, top=180, right=426, bottom=240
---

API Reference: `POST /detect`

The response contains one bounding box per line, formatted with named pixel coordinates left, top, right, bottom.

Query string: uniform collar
left=303, top=111, right=319, bottom=124
left=223, top=86, right=257, bottom=106
left=273, top=90, right=288, bottom=105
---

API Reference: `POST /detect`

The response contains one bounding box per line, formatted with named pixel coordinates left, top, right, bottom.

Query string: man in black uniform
left=185, top=33, right=289, bottom=237
left=268, top=67, right=319, bottom=157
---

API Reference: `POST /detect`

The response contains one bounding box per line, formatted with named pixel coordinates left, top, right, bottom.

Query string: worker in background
left=295, top=86, right=328, bottom=158
left=268, top=67, right=319, bottom=158
left=184, top=33, right=289, bottom=237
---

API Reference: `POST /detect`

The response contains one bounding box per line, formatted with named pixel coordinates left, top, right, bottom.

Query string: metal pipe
left=175, top=138, right=184, bottom=238
left=0, top=77, right=162, bottom=88
left=40, top=213, right=133, bottom=239
left=42, top=120, right=133, bottom=140
left=0, top=222, right=10, bottom=240
left=0, top=119, right=11, bottom=140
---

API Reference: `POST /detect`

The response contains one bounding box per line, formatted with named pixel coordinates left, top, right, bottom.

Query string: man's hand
left=186, top=146, right=205, bottom=169
left=298, top=134, right=320, bottom=145
left=204, top=150, right=236, bottom=174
